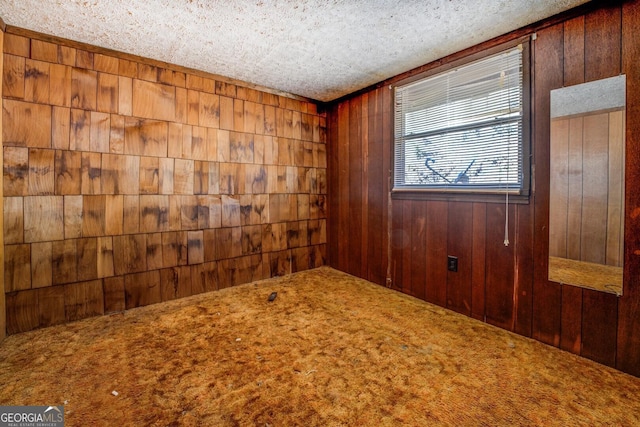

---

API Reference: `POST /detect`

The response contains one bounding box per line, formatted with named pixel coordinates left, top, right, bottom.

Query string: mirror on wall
left=548, top=75, right=626, bottom=296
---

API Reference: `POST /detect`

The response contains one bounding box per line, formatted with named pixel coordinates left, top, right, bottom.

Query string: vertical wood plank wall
left=327, top=1, right=640, bottom=376
left=549, top=111, right=625, bottom=267
left=2, top=30, right=327, bottom=334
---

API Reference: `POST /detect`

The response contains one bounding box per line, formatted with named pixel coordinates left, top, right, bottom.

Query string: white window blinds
left=394, top=44, right=524, bottom=193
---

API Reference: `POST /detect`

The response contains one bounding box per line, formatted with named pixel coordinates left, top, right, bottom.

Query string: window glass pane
left=394, top=44, right=524, bottom=193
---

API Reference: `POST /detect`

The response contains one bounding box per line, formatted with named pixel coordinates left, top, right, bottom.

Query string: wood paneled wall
left=327, top=1, right=640, bottom=376
left=549, top=111, right=625, bottom=267
left=2, top=30, right=327, bottom=334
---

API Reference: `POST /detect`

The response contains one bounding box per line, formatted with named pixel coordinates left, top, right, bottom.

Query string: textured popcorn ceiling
left=0, top=0, right=590, bottom=102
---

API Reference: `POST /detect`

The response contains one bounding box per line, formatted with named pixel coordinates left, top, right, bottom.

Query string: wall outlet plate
left=447, top=255, right=458, bottom=272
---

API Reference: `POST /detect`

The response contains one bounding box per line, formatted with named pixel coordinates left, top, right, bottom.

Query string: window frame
left=391, top=37, right=532, bottom=204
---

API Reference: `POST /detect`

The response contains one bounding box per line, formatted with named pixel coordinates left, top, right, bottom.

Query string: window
left=393, top=41, right=530, bottom=199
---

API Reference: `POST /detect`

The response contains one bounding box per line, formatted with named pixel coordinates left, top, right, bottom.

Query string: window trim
left=391, top=37, right=532, bottom=204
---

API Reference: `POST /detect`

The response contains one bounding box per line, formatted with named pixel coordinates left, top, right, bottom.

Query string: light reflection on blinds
left=394, top=45, right=523, bottom=193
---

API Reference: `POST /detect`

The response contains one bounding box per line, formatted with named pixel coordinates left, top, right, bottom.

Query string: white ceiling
left=0, top=0, right=590, bottom=102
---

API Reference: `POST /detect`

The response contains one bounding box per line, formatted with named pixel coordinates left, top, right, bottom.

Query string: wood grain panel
left=549, top=118, right=569, bottom=258
left=103, top=276, right=125, bottom=313
left=51, top=106, right=70, bottom=150
left=389, top=199, right=404, bottom=292
left=90, top=111, right=110, bottom=153
left=606, top=110, right=624, bottom=266
left=52, top=239, right=77, bottom=285
left=584, top=6, right=622, bottom=81
left=5, top=244, right=31, bottom=292
left=484, top=203, right=515, bottom=330
left=366, top=88, right=385, bottom=285
left=161, top=231, right=182, bottom=268
left=200, top=261, right=219, bottom=292
left=233, top=99, right=244, bottom=132
left=77, top=237, right=98, bottom=282
left=3, top=99, right=51, bottom=148
left=138, top=63, right=157, bottom=82
left=336, top=101, right=350, bottom=272
left=132, top=79, right=175, bottom=121
left=81, top=152, right=102, bottom=194
left=31, top=241, right=52, bottom=288
left=470, top=203, right=486, bottom=320
left=3, top=53, right=25, bottom=99
left=75, top=49, right=94, bottom=70
left=118, top=76, right=132, bottom=116
left=24, top=196, right=64, bottom=242
left=57, top=46, right=76, bottom=67
left=189, top=264, right=206, bottom=295
left=64, top=280, right=104, bottom=322
left=101, top=154, right=140, bottom=195
left=140, top=195, right=169, bottom=233
left=6, top=290, right=39, bottom=335
left=264, top=105, right=276, bottom=136
left=124, top=118, right=168, bottom=157
left=123, top=195, right=140, bottom=234
left=94, top=54, right=119, bottom=74
left=4, top=33, right=30, bottom=57
left=567, top=117, right=584, bottom=260
left=532, top=24, right=564, bottom=347
left=139, top=156, right=159, bottom=194
left=118, top=59, right=138, bottom=79
left=70, top=68, right=97, bottom=110
left=38, top=286, right=65, bottom=328
left=63, top=195, right=83, bottom=239
left=560, top=284, right=583, bottom=353
left=425, top=201, right=448, bottom=307
left=617, top=0, right=640, bottom=375
left=49, top=64, right=71, bottom=108
left=408, top=201, right=426, bottom=300
left=97, top=236, right=115, bottom=279
left=146, top=232, right=163, bottom=271
left=4, top=146, right=29, bottom=196
left=187, top=230, right=204, bottom=265
left=81, top=195, right=106, bottom=237
left=581, top=289, right=618, bottom=366
left=216, top=227, right=242, bottom=260
left=30, top=39, right=57, bottom=62
left=97, top=72, right=118, bottom=113
left=199, top=92, right=220, bottom=128
left=580, top=113, right=609, bottom=264
left=3, top=196, right=24, bottom=244
left=113, top=234, right=147, bottom=275
left=190, top=126, right=206, bottom=161
left=70, top=108, right=90, bottom=151
left=179, top=195, right=199, bottom=230
left=124, top=270, right=161, bottom=309
left=173, top=158, right=194, bottom=195
left=187, top=90, right=199, bottom=126
left=447, top=202, right=473, bottom=316
left=109, top=114, right=125, bottom=154
left=348, top=97, right=363, bottom=277
left=514, top=203, right=534, bottom=337
left=160, top=268, right=179, bottom=301
left=24, top=59, right=49, bottom=104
